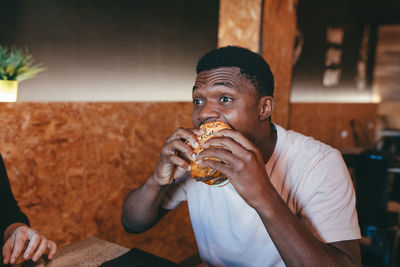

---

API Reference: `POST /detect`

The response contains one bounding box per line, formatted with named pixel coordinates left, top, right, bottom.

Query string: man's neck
left=256, top=122, right=277, bottom=164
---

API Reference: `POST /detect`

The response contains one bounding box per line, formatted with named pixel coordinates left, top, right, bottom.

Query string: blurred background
left=0, top=0, right=399, bottom=266
left=1, top=0, right=218, bottom=101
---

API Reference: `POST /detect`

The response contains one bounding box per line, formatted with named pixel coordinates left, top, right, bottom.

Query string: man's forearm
left=254, top=186, right=360, bottom=267
left=121, top=175, right=170, bottom=233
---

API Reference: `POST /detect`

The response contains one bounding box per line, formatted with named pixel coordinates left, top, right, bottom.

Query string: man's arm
left=121, top=127, right=201, bottom=234
left=121, top=175, right=170, bottom=233
left=254, top=186, right=361, bottom=266
left=199, top=130, right=361, bottom=267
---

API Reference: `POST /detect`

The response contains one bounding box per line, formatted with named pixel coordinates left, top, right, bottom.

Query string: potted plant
left=0, top=45, right=45, bottom=102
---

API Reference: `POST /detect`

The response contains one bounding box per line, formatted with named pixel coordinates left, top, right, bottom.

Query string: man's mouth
left=199, top=120, right=234, bottom=130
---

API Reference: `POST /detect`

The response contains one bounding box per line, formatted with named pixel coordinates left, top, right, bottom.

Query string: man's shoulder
left=271, top=125, right=351, bottom=206
left=274, top=124, right=338, bottom=159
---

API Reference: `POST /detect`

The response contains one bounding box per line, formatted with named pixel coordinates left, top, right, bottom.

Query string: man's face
left=192, top=66, right=262, bottom=142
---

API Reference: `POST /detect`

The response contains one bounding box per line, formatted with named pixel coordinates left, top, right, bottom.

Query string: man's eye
left=193, top=99, right=202, bottom=105
left=220, top=96, right=232, bottom=103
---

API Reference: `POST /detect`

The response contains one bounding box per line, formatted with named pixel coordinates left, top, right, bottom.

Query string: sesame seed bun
left=190, top=121, right=231, bottom=187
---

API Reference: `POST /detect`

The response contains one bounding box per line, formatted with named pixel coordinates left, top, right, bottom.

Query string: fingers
left=9, top=228, right=29, bottom=264
left=197, top=129, right=264, bottom=180
left=212, top=130, right=259, bottom=154
left=47, top=241, right=57, bottom=260
left=202, top=136, right=244, bottom=156
left=166, top=127, right=202, bottom=149
left=31, top=238, right=47, bottom=262
left=202, top=130, right=263, bottom=163
left=26, top=236, right=57, bottom=262
left=2, top=226, right=57, bottom=264
left=154, top=127, right=204, bottom=184
left=170, top=154, right=191, bottom=171
left=24, top=231, right=41, bottom=261
left=200, top=158, right=232, bottom=178
left=163, top=139, right=196, bottom=163
left=162, top=127, right=204, bottom=162
left=2, top=235, right=15, bottom=264
left=198, top=147, right=242, bottom=174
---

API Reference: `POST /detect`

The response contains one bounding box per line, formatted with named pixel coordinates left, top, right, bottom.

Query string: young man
left=121, top=46, right=361, bottom=266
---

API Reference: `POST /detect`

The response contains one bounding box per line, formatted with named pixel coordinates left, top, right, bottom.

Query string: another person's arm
left=121, top=127, right=201, bottom=233
left=0, top=155, right=57, bottom=264
left=199, top=130, right=361, bottom=267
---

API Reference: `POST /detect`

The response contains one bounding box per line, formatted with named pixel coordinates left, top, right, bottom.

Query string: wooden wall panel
left=289, top=103, right=378, bottom=150
left=218, top=0, right=262, bottom=52
left=0, top=102, right=197, bottom=263
left=218, top=0, right=297, bottom=127
left=262, top=0, right=297, bottom=128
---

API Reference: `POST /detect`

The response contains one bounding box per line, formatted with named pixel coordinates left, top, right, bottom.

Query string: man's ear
left=258, top=96, right=275, bottom=121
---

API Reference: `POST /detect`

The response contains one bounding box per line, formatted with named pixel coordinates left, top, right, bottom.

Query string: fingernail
left=187, top=165, right=191, bottom=171
left=11, top=257, right=15, bottom=264
left=194, top=142, right=199, bottom=148
left=192, top=154, right=196, bottom=160
left=24, top=252, right=29, bottom=258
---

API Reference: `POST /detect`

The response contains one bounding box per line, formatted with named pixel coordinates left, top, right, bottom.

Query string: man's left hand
left=198, top=129, right=272, bottom=207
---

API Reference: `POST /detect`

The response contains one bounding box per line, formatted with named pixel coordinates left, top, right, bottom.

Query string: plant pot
left=0, top=80, right=18, bottom=102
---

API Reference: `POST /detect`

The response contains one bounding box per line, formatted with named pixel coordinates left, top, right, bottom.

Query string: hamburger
left=190, top=121, right=231, bottom=187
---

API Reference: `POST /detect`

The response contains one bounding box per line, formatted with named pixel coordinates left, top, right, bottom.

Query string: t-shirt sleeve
left=299, top=150, right=361, bottom=243
left=0, top=155, right=30, bottom=247
left=161, top=174, right=190, bottom=210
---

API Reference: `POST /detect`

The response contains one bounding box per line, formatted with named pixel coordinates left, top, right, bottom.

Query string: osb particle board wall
left=0, top=102, right=197, bottom=263
left=289, top=103, right=378, bottom=149
left=0, top=101, right=377, bottom=262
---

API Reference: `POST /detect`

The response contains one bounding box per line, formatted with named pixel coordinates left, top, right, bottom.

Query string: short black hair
left=196, top=46, right=274, bottom=96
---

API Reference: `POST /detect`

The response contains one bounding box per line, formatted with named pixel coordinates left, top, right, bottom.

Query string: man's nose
left=199, top=101, right=220, bottom=121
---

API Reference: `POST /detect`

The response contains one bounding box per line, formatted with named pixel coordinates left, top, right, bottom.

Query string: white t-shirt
left=162, top=124, right=361, bottom=267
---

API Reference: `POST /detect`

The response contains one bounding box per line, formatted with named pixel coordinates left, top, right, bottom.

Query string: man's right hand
left=151, top=127, right=203, bottom=186
left=121, top=126, right=203, bottom=234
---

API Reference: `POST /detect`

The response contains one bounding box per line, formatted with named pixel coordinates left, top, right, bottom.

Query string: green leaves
left=0, top=45, right=45, bottom=82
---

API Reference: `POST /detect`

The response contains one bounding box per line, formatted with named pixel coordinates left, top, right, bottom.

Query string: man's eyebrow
left=192, top=81, right=238, bottom=92
left=213, top=81, right=234, bottom=88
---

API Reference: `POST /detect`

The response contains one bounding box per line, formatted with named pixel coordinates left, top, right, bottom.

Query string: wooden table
left=13, top=237, right=130, bottom=267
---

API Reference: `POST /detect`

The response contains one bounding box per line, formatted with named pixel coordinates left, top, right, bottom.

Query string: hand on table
left=2, top=223, right=57, bottom=264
